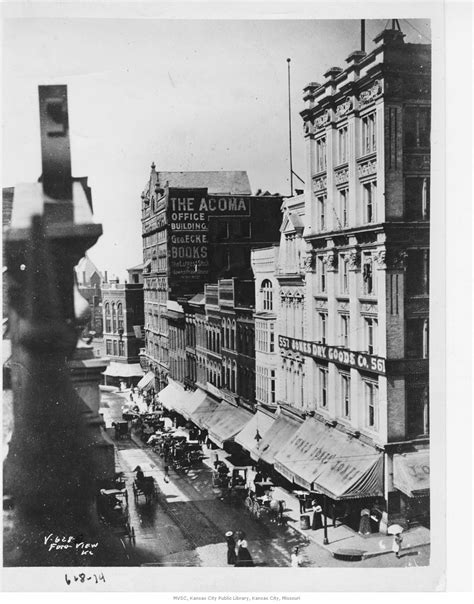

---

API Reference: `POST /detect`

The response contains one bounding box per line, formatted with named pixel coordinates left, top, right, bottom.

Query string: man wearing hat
left=225, top=531, right=237, bottom=565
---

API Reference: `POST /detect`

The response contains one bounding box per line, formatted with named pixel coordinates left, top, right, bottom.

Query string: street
left=100, top=389, right=430, bottom=568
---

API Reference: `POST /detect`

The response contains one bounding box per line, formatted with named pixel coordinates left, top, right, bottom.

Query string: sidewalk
left=200, top=443, right=430, bottom=561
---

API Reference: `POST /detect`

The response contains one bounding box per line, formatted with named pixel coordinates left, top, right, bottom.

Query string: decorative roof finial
left=151, top=161, right=156, bottom=171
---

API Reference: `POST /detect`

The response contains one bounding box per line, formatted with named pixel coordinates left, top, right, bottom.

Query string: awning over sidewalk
left=256, top=412, right=302, bottom=465
left=203, top=401, right=253, bottom=448
left=158, top=382, right=182, bottom=411
left=188, top=395, right=220, bottom=429
left=274, top=418, right=383, bottom=499
left=136, top=370, right=155, bottom=391
left=102, top=362, right=144, bottom=378
left=393, top=451, right=430, bottom=497
left=180, top=388, right=208, bottom=421
left=235, top=409, right=275, bottom=459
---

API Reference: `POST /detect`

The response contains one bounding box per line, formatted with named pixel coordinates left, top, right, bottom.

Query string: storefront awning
left=136, top=370, right=155, bottom=391
left=203, top=401, right=253, bottom=448
left=102, top=362, right=144, bottom=378
left=188, top=395, right=219, bottom=429
left=256, top=412, right=302, bottom=465
left=180, top=388, right=208, bottom=420
left=393, top=451, right=430, bottom=497
left=158, top=382, right=182, bottom=411
left=234, top=409, right=275, bottom=459
left=274, top=417, right=383, bottom=499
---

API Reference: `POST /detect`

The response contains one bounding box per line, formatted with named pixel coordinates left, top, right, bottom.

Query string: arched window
left=262, top=279, right=273, bottom=311
left=111, top=303, right=117, bottom=332
left=231, top=320, right=236, bottom=350
left=105, top=303, right=111, bottom=333
left=117, top=303, right=124, bottom=332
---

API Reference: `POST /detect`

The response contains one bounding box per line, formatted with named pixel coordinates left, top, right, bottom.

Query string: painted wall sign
left=206, top=196, right=250, bottom=216
left=278, top=335, right=386, bottom=375
left=168, top=188, right=209, bottom=280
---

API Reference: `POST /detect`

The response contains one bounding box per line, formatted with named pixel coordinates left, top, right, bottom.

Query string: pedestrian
left=358, top=508, right=371, bottom=536
left=235, top=536, right=254, bottom=567
left=311, top=504, right=323, bottom=531
left=296, top=493, right=306, bottom=515
left=164, top=464, right=170, bottom=483
left=392, top=533, right=403, bottom=559
left=225, top=531, right=237, bottom=565
left=290, top=546, right=301, bottom=567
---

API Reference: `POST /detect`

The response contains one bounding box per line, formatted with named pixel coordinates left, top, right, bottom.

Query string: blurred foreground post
left=3, top=86, right=117, bottom=566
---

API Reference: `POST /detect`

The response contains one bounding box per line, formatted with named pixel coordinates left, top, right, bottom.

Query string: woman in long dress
left=225, top=531, right=237, bottom=565
left=235, top=538, right=254, bottom=567
left=312, top=504, right=323, bottom=530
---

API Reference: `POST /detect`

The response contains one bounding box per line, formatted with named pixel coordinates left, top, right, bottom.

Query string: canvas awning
left=256, top=412, right=302, bottom=465
left=180, top=388, right=208, bottom=420
left=203, top=400, right=253, bottom=448
left=158, top=382, right=183, bottom=411
left=102, top=362, right=144, bottom=378
left=393, top=451, right=430, bottom=497
left=274, top=417, right=383, bottom=499
left=188, top=395, right=220, bottom=429
left=234, top=409, right=275, bottom=459
left=136, top=370, right=155, bottom=391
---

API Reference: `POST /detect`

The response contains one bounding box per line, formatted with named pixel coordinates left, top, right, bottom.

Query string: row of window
left=314, top=107, right=430, bottom=175
left=104, top=302, right=124, bottom=334
left=315, top=177, right=430, bottom=233
left=106, top=339, right=125, bottom=356
left=256, top=366, right=276, bottom=404
left=255, top=320, right=275, bottom=353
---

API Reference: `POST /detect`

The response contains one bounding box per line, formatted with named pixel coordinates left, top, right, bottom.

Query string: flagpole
left=287, top=58, right=294, bottom=197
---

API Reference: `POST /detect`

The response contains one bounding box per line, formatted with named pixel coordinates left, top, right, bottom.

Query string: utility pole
left=287, top=58, right=294, bottom=197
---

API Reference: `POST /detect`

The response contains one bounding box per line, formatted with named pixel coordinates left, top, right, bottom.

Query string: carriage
left=212, top=464, right=249, bottom=502
left=245, top=487, right=286, bottom=524
left=112, top=420, right=132, bottom=440
left=97, top=488, right=136, bottom=545
left=132, top=464, right=159, bottom=505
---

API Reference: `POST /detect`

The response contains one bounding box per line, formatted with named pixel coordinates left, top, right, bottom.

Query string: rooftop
left=154, top=170, right=252, bottom=196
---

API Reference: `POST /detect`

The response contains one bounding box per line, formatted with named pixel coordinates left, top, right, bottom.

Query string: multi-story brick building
left=248, top=25, right=431, bottom=530
left=101, top=268, right=145, bottom=388
left=140, top=166, right=282, bottom=392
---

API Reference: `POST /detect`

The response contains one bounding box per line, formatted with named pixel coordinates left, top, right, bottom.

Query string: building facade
left=289, top=26, right=430, bottom=524
left=140, top=166, right=282, bottom=391
left=76, top=255, right=104, bottom=337
left=102, top=271, right=144, bottom=369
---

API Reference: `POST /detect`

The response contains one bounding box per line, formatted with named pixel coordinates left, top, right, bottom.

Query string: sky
left=2, top=15, right=431, bottom=280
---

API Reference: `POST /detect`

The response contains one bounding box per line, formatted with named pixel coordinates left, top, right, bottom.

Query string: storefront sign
left=278, top=335, right=386, bottom=375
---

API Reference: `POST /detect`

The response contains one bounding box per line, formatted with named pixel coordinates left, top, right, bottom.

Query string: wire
left=402, top=19, right=431, bottom=43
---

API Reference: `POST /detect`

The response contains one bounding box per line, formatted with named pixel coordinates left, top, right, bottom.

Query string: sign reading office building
left=278, top=335, right=386, bottom=375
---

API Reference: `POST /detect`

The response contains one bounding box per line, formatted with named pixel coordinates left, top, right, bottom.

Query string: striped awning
left=393, top=451, right=430, bottom=497
left=274, top=417, right=383, bottom=499
left=136, top=370, right=155, bottom=391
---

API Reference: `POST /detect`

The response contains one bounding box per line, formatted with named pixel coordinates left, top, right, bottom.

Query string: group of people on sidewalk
left=225, top=531, right=254, bottom=567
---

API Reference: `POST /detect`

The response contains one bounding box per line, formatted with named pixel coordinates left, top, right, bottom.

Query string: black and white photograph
left=1, top=0, right=464, bottom=596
